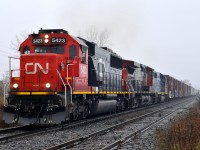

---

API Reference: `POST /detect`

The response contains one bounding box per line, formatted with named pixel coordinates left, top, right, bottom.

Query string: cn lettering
left=25, top=62, right=49, bottom=74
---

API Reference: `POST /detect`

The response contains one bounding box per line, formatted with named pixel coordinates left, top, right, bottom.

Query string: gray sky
left=0, top=0, right=200, bottom=88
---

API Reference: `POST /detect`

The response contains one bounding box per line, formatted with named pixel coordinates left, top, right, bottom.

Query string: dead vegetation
left=156, top=97, right=200, bottom=150
left=0, top=96, right=3, bottom=107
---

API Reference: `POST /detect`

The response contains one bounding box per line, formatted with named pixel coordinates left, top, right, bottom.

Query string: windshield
left=34, top=46, right=64, bottom=54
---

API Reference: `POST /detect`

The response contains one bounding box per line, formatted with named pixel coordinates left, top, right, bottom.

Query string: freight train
left=3, top=29, right=197, bottom=124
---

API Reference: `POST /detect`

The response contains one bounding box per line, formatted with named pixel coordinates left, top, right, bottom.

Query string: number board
left=32, top=38, right=43, bottom=44
left=51, top=38, right=66, bottom=44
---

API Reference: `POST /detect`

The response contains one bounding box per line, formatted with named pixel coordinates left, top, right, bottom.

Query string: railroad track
left=0, top=97, right=186, bottom=144
left=116, top=102, right=198, bottom=149
left=45, top=97, right=197, bottom=150
left=0, top=126, right=26, bottom=134
left=0, top=124, right=55, bottom=143
left=0, top=96, right=197, bottom=149
left=102, top=106, right=189, bottom=150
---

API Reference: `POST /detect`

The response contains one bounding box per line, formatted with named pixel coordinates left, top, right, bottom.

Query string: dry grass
left=156, top=98, right=200, bottom=150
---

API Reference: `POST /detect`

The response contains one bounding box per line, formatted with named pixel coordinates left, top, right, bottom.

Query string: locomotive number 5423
left=51, top=38, right=66, bottom=43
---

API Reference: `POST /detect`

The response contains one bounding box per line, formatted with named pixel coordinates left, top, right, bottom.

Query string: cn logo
left=25, top=62, right=49, bottom=74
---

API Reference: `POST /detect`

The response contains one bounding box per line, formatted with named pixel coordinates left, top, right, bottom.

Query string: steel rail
left=0, top=101, right=163, bottom=143
left=0, top=125, right=26, bottom=134
left=0, top=97, right=194, bottom=145
left=101, top=106, right=184, bottom=150
left=45, top=98, right=192, bottom=150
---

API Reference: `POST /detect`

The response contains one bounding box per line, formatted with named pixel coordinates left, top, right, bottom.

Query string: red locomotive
left=3, top=29, right=195, bottom=124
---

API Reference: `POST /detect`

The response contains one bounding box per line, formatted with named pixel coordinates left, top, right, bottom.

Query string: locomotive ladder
left=57, top=70, right=69, bottom=121
left=57, top=63, right=74, bottom=121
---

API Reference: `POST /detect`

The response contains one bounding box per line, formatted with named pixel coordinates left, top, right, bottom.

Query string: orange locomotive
left=3, top=29, right=194, bottom=125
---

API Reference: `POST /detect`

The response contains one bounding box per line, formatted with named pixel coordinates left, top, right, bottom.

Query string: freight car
left=3, top=29, right=195, bottom=124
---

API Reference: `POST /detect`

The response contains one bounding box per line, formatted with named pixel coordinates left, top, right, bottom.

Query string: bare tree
left=0, top=71, right=9, bottom=97
left=79, top=26, right=111, bottom=47
left=10, top=30, right=31, bottom=51
left=85, top=26, right=98, bottom=43
left=97, top=29, right=110, bottom=47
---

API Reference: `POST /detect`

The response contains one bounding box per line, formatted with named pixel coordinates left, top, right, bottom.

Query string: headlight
left=44, top=39, right=49, bottom=43
left=13, top=83, right=19, bottom=88
left=44, top=34, right=49, bottom=38
left=46, top=83, right=51, bottom=88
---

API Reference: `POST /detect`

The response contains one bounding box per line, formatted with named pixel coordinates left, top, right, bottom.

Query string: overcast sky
left=0, top=0, right=200, bottom=88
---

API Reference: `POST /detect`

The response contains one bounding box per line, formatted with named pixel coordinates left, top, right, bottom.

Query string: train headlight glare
left=44, top=34, right=49, bottom=38
left=44, top=39, right=49, bottom=43
left=46, top=83, right=51, bottom=88
left=13, top=83, right=18, bottom=88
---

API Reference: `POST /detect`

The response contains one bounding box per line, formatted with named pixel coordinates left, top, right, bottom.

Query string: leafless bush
left=0, top=81, right=3, bottom=96
left=10, top=30, right=31, bottom=51
left=155, top=102, right=200, bottom=150
left=78, top=26, right=111, bottom=47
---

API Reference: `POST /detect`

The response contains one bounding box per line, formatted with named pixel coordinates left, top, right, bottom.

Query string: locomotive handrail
left=66, top=64, right=74, bottom=106
left=57, top=69, right=70, bottom=121
left=56, top=70, right=67, bottom=108
left=9, top=56, right=20, bottom=85
left=4, top=57, right=20, bottom=107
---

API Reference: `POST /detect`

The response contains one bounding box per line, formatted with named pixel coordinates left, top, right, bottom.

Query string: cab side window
left=23, top=46, right=30, bottom=54
left=69, top=45, right=76, bottom=58
left=81, top=45, right=87, bottom=64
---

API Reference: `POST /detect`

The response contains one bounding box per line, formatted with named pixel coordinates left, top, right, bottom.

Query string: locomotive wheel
left=82, top=106, right=90, bottom=119
left=73, top=109, right=79, bottom=121
left=135, top=98, right=142, bottom=108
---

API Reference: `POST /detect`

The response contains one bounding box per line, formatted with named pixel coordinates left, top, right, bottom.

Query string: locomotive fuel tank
left=90, top=100, right=117, bottom=115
